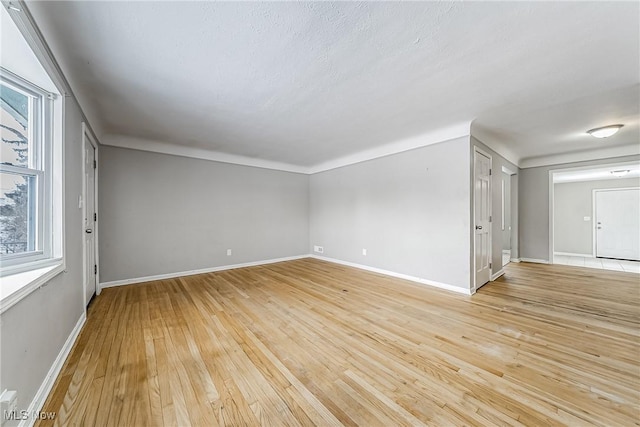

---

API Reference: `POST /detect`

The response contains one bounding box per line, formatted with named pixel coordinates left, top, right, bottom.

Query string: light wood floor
left=38, top=258, right=639, bottom=426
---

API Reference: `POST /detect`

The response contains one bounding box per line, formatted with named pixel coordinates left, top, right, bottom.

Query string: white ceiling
left=25, top=1, right=640, bottom=171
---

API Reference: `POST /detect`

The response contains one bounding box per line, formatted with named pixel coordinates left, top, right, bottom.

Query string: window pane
left=0, top=83, right=30, bottom=168
left=0, top=172, right=36, bottom=255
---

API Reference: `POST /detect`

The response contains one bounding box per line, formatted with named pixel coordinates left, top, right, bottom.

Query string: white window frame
left=0, top=67, right=57, bottom=275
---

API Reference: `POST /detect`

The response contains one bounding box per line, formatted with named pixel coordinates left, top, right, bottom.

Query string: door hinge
left=94, top=265, right=97, bottom=275
left=489, top=263, right=492, bottom=269
left=94, top=212, right=97, bottom=222
left=489, top=169, right=492, bottom=175
left=489, top=215, right=492, bottom=222
left=93, top=160, right=97, bottom=169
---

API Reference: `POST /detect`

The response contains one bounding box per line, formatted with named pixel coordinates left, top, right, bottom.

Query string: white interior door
left=84, top=135, right=97, bottom=305
left=596, top=188, right=640, bottom=261
left=474, top=150, right=491, bottom=288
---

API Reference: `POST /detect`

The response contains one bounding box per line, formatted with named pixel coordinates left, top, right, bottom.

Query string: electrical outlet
left=362, top=248, right=367, bottom=256
left=313, top=245, right=324, bottom=254
left=226, top=249, right=232, bottom=256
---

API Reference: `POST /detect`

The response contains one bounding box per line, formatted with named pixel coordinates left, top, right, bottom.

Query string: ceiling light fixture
left=610, top=169, right=631, bottom=177
left=587, top=124, right=623, bottom=138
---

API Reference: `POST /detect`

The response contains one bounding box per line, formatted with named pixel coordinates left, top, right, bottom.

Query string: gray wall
left=520, top=155, right=640, bottom=261
left=554, top=177, right=640, bottom=255
left=98, top=146, right=309, bottom=283
left=309, top=136, right=472, bottom=290
left=471, top=137, right=520, bottom=273
left=1, top=97, right=86, bottom=420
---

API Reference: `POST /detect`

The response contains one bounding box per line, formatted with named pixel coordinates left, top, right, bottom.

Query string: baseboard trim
left=510, top=258, right=521, bottom=263
left=310, top=255, right=472, bottom=295
left=20, top=312, right=86, bottom=427
left=520, top=258, right=549, bottom=264
left=491, top=269, right=505, bottom=281
left=554, top=251, right=594, bottom=258
left=99, top=254, right=310, bottom=289
left=99, top=253, right=473, bottom=295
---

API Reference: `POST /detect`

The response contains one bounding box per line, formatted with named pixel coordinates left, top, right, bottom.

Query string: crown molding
left=2, top=1, right=70, bottom=98
left=520, top=144, right=640, bottom=169
left=101, top=134, right=310, bottom=174
left=3, top=0, right=104, bottom=140
left=102, top=122, right=472, bottom=175
left=308, top=122, right=471, bottom=174
left=469, top=132, right=521, bottom=167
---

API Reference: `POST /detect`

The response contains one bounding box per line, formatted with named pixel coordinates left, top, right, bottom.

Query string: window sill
left=0, top=261, right=64, bottom=314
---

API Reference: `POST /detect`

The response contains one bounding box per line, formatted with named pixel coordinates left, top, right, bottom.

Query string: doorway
left=501, top=167, right=517, bottom=267
left=550, top=161, right=640, bottom=273
left=474, top=147, right=492, bottom=290
left=82, top=124, right=98, bottom=306
left=595, top=188, right=640, bottom=261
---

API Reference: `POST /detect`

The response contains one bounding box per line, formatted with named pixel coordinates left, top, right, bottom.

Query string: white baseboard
left=310, top=255, right=472, bottom=295
left=99, top=253, right=474, bottom=295
left=491, top=269, right=505, bottom=281
left=19, top=312, right=86, bottom=427
left=520, top=258, right=549, bottom=264
left=510, top=258, right=521, bottom=263
left=99, top=254, right=310, bottom=289
left=553, top=251, right=594, bottom=258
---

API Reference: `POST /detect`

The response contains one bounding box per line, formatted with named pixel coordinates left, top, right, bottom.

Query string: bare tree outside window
left=0, top=83, right=32, bottom=255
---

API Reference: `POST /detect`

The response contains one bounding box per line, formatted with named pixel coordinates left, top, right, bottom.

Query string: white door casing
left=474, top=148, right=492, bottom=289
left=595, top=188, right=640, bottom=261
left=83, top=127, right=98, bottom=305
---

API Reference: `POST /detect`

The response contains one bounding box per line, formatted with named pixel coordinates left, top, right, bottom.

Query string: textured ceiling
left=26, top=1, right=640, bottom=169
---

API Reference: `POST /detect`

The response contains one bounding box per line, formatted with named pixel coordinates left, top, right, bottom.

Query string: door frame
left=473, top=146, right=493, bottom=292
left=548, top=160, right=639, bottom=264
left=592, top=187, right=640, bottom=258
left=81, top=122, right=99, bottom=310
left=501, top=165, right=518, bottom=265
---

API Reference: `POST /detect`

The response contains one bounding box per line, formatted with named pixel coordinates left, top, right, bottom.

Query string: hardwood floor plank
left=37, top=259, right=639, bottom=426
left=154, top=337, right=179, bottom=427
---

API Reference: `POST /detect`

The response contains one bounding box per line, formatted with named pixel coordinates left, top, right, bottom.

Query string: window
left=0, top=68, right=56, bottom=272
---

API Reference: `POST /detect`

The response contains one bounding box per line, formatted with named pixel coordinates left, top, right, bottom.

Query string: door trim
left=81, top=122, right=99, bottom=311
left=473, top=146, right=492, bottom=293
left=501, top=167, right=518, bottom=264
left=592, top=187, right=640, bottom=259
left=548, top=160, right=640, bottom=264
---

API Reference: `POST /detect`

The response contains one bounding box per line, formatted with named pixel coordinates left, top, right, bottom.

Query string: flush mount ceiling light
left=587, top=124, right=624, bottom=138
